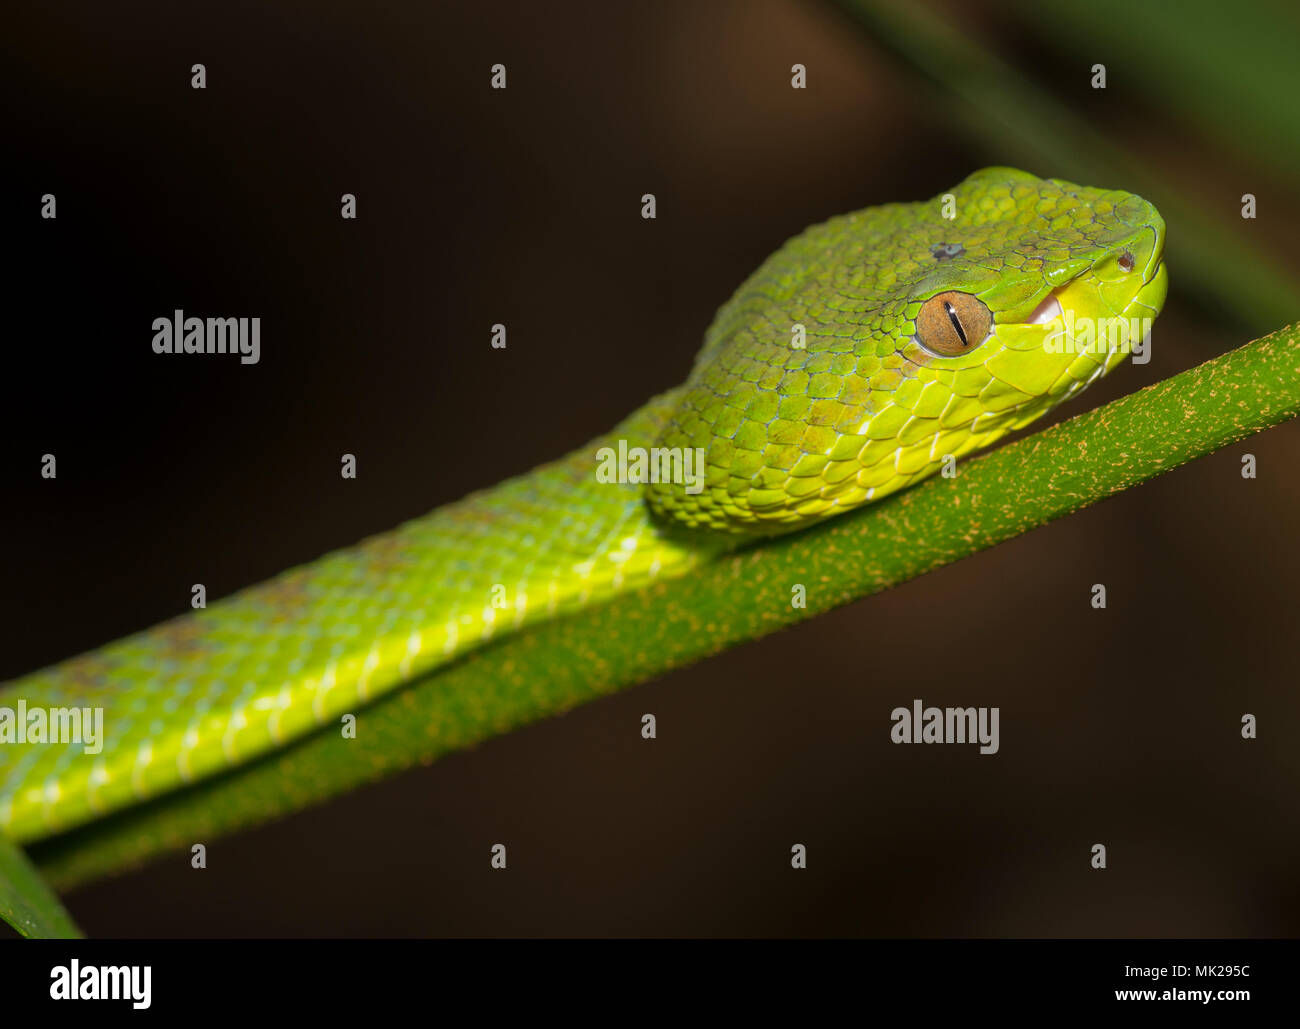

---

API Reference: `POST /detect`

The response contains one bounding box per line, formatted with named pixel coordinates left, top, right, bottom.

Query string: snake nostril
left=1118, top=251, right=1135, bottom=273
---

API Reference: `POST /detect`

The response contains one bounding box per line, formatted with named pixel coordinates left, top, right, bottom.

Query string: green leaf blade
left=1, top=832, right=82, bottom=939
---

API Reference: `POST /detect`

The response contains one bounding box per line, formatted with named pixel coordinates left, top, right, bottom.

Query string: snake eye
left=915, top=291, right=993, bottom=357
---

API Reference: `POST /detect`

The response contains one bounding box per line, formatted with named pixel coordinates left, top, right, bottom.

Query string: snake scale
left=0, top=168, right=1167, bottom=843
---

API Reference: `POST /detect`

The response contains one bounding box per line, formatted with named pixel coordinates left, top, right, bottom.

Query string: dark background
left=4, top=0, right=1299, bottom=936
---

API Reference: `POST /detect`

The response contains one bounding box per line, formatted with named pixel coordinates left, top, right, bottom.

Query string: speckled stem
left=32, top=323, right=1300, bottom=890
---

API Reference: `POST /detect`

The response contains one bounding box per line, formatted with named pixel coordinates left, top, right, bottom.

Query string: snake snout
left=1126, top=218, right=1166, bottom=283
left=1138, top=225, right=1166, bottom=283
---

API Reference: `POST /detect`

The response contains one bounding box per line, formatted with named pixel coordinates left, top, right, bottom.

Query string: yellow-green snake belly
left=0, top=168, right=1168, bottom=843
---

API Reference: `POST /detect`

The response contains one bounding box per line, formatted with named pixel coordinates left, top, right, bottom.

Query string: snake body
left=0, top=169, right=1167, bottom=843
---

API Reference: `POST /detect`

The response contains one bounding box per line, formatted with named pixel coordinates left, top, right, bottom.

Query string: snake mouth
left=1025, top=293, right=1063, bottom=326
left=1017, top=247, right=1166, bottom=332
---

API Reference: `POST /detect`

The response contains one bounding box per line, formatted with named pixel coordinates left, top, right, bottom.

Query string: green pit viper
left=0, top=168, right=1167, bottom=844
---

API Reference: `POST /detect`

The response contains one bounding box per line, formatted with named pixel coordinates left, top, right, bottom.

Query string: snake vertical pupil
left=943, top=301, right=969, bottom=346
left=916, top=291, right=993, bottom=357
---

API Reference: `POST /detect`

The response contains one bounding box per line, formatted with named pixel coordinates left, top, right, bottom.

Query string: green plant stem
left=30, top=323, right=1300, bottom=891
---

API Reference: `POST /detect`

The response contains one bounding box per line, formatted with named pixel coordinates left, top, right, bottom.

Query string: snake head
left=647, top=167, right=1168, bottom=534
